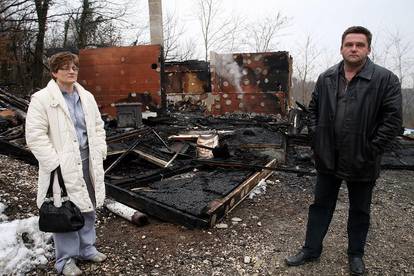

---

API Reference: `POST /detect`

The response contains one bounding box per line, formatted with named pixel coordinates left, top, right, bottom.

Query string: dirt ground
left=1, top=153, right=413, bottom=275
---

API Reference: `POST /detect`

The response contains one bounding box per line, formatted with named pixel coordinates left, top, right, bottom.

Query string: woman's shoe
left=62, top=258, right=82, bottom=276
left=89, top=251, right=107, bottom=263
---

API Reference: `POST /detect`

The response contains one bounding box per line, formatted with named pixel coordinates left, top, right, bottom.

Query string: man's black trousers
left=303, top=172, right=375, bottom=257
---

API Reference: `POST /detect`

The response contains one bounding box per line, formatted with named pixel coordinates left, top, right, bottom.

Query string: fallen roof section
left=103, top=118, right=286, bottom=228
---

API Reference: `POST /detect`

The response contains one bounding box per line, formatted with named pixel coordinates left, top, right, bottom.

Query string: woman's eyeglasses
left=59, top=66, right=79, bottom=72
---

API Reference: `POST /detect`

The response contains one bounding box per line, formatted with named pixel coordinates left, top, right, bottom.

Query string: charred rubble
left=1, top=87, right=414, bottom=228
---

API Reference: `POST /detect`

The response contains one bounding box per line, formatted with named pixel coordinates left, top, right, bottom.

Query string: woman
left=25, top=52, right=107, bottom=275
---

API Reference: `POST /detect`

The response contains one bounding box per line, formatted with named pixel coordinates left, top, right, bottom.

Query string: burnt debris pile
left=1, top=86, right=414, bottom=228
left=101, top=111, right=284, bottom=228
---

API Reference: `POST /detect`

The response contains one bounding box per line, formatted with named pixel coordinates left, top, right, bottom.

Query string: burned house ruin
left=1, top=45, right=413, bottom=229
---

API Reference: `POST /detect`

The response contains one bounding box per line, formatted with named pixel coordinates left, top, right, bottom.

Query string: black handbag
left=38, top=166, right=85, bottom=233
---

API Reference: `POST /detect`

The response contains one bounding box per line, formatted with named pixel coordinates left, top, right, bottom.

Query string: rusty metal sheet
left=203, top=91, right=287, bottom=115
left=165, top=71, right=183, bottom=93
left=78, top=46, right=161, bottom=116
left=164, top=61, right=209, bottom=94
left=209, top=51, right=292, bottom=115
left=183, top=73, right=207, bottom=93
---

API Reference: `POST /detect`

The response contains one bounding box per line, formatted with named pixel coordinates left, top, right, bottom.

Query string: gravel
left=0, top=154, right=413, bottom=275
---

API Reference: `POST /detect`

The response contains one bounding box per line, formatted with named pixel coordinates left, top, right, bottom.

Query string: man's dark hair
left=341, top=26, right=372, bottom=48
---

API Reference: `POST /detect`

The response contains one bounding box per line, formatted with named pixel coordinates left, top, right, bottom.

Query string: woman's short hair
left=49, top=52, right=79, bottom=74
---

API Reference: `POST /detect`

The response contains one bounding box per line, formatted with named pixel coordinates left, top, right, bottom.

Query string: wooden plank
left=106, top=149, right=167, bottom=167
left=107, top=165, right=195, bottom=188
left=0, top=139, right=37, bottom=165
left=205, top=159, right=276, bottom=227
left=132, top=149, right=167, bottom=167
left=106, top=182, right=209, bottom=229
left=238, top=144, right=282, bottom=149
left=168, top=130, right=235, bottom=140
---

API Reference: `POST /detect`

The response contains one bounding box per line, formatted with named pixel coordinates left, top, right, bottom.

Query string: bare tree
left=0, top=0, right=35, bottom=32
left=162, top=11, right=183, bottom=61
left=123, top=0, right=148, bottom=46
left=196, top=0, right=243, bottom=61
left=32, top=0, right=51, bottom=90
left=1, top=0, right=83, bottom=90
left=130, top=23, right=149, bottom=46
left=0, top=1, right=34, bottom=57
left=319, top=49, right=338, bottom=71
left=162, top=11, right=198, bottom=61
left=402, top=88, right=414, bottom=127
left=0, top=0, right=37, bottom=91
left=174, top=39, right=197, bottom=62
left=411, top=72, right=414, bottom=89
left=244, top=12, right=290, bottom=52
left=2, top=0, right=129, bottom=91
left=293, top=34, right=320, bottom=105
left=42, top=0, right=128, bottom=50
left=62, top=16, right=71, bottom=47
left=385, top=30, right=413, bottom=87
left=70, top=0, right=125, bottom=48
left=77, top=0, right=92, bottom=48
left=369, top=32, right=383, bottom=64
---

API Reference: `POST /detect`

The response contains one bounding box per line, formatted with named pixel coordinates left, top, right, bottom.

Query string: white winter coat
left=25, top=79, right=107, bottom=212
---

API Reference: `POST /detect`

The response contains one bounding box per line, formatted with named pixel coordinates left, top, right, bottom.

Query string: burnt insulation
left=134, top=169, right=251, bottom=216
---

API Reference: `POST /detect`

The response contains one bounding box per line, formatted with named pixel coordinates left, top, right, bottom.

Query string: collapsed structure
left=1, top=46, right=413, bottom=228
left=72, top=46, right=292, bottom=228
left=77, top=45, right=292, bottom=117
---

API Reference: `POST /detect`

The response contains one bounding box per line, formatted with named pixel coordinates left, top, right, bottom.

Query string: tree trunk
left=32, top=0, right=50, bottom=91
left=63, top=19, right=70, bottom=47
left=12, top=39, right=29, bottom=92
left=78, top=0, right=90, bottom=49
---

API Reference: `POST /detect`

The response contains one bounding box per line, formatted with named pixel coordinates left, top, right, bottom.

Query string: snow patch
left=0, top=202, right=8, bottom=222
left=0, top=212, right=53, bottom=275
left=249, top=179, right=267, bottom=199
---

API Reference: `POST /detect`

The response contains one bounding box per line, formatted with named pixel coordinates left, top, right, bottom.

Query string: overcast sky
left=160, top=0, right=414, bottom=85
left=122, top=0, right=414, bottom=86
left=162, top=0, right=413, bottom=51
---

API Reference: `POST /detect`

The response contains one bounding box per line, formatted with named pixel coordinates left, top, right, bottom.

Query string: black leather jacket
left=308, top=58, right=402, bottom=181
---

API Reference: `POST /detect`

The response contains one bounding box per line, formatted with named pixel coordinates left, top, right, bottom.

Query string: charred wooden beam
left=107, top=165, right=196, bottom=188
left=168, top=130, right=234, bottom=141
left=0, top=88, right=29, bottom=111
left=0, top=125, right=24, bottom=141
left=106, top=127, right=152, bottom=144
left=106, top=182, right=209, bottom=229
left=286, top=133, right=312, bottom=146
left=0, top=139, right=37, bottom=165
left=107, top=147, right=169, bottom=167
left=204, top=159, right=276, bottom=227
left=133, top=149, right=167, bottom=167
left=192, top=159, right=315, bottom=176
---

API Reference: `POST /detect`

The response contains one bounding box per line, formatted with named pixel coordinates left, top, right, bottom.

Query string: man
left=285, top=26, right=402, bottom=275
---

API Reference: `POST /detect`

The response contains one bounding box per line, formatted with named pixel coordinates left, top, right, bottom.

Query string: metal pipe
left=105, top=138, right=142, bottom=174
left=104, top=198, right=149, bottom=226
left=151, top=128, right=171, bottom=151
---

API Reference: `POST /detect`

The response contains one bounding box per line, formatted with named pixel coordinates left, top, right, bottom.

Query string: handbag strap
left=46, top=166, right=69, bottom=198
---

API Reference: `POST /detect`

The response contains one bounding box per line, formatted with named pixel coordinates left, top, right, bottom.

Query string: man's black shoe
left=285, top=250, right=319, bottom=266
left=348, top=256, right=365, bottom=275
